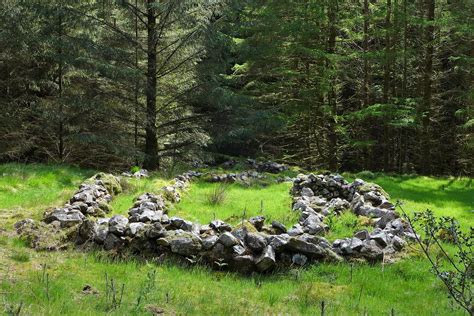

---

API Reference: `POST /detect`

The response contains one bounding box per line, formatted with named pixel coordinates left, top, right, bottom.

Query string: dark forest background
left=0, top=0, right=472, bottom=175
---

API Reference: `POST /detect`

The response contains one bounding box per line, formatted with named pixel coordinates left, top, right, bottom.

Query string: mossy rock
left=98, top=200, right=112, bottom=214
left=18, top=221, right=77, bottom=251
left=88, top=172, right=122, bottom=195
left=233, top=221, right=258, bottom=233
left=358, top=182, right=390, bottom=200
left=358, top=216, right=375, bottom=227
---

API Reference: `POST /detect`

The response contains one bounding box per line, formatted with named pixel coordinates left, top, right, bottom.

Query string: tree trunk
left=58, top=4, right=64, bottom=161
left=134, top=0, right=139, bottom=162
left=144, top=0, right=159, bottom=170
left=383, top=0, right=392, bottom=104
left=363, top=0, right=370, bottom=108
left=402, top=0, right=407, bottom=98
left=327, top=0, right=338, bottom=171
left=420, top=0, right=435, bottom=174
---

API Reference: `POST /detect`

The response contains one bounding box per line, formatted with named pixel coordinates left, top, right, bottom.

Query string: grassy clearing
left=171, top=181, right=298, bottom=226
left=0, top=163, right=95, bottom=227
left=369, top=175, right=473, bottom=229
left=0, top=163, right=472, bottom=315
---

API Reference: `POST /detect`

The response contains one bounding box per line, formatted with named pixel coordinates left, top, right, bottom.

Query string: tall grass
left=206, top=184, right=229, bottom=206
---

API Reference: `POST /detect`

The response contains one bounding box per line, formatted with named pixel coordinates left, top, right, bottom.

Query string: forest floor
left=0, top=163, right=472, bottom=315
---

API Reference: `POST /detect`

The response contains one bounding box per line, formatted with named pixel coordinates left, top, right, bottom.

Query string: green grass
left=0, top=163, right=95, bottom=228
left=171, top=181, right=298, bottom=226
left=0, top=163, right=95, bottom=211
left=0, top=163, right=472, bottom=315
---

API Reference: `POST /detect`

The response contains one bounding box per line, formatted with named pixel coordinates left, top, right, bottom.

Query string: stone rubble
left=16, top=169, right=414, bottom=273
left=43, top=173, right=120, bottom=227
left=246, top=159, right=288, bottom=173
left=209, top=171, right=265, bottom=183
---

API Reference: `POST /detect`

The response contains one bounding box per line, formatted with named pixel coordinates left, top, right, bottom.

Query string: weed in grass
left=38, top=264, right=51, bottom=302
left=206, top=184, right=228, bottom=206
left=4, top=301, right=23, bottom=316
left=9, top=250, right=30, bottom=263
left=135, top=269, right=157, bottom=309
left=104, top=272, right=125, bottom=310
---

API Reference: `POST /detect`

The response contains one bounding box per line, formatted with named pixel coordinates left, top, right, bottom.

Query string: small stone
left=128, top=222, right=145, bottom=236
left=292, top=253, right=308, bottom=266
left=218, top=232, right=240, bottom=247
left=360, top=240, right=383, bottom=261
left=103, top=233, right=123, bottom=251
left=202, top=235, right=219, bottom=250
left=245, top=232, right=267, bottom=252
left=210, top=220, right=232, bottom=233
left=233, top=245, right=247, bottom=256
left=392, top=235, right=406, bottom=251
left=354, top=230, right=369, bottom=240
left=145, top=222, right=166, bottom=239
left=370, top=232, right=389, bottom=248
left=271, top=220, right=287, bottom=234
left=168, top=232, right=202, bottom=256
left=249, top=216, right=265, bottom=231
left=267, top=234, right=289, bottom=252
left=288, top=225, right=304, bottom=236
left=301, top=187, right=314, bottom=197
left=108, top=215, right=129, bottom=236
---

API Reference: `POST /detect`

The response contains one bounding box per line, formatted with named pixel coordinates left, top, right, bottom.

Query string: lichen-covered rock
left=87, top=173, right=122, bottom=195
left=44, top=209, right=85, bottom=228
left=167, top=231, right=202, bottom=256
left=359, top=240, right=383, bottom=261
left=108, top=215, right=129, bottom=236
left=249, top=216, right=265, bottom=231
left=245, top=232, right=267, bottom=252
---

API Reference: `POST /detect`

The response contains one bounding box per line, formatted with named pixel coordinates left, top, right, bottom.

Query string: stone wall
left=16, top=171, right=416, bottom=272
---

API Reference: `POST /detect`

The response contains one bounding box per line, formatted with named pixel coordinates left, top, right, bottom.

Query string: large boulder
left=108, top=215, right=129, bottom=236
left=287, top=234, right=328, bottom=257
left=245, top=232, right=267, bottom=252
left=360, top=240, right=383, bottom=261
left=169, top=233, right=202, bottom=256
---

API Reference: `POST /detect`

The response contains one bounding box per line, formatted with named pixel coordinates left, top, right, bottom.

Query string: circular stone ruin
left=15, top=169, right=416, bottom=273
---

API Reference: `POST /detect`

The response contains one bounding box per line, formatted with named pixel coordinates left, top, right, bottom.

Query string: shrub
left=356, top=170, right=376, bottom=180
left=131, top=166, right=141, bottom=174
left=206, top=184, right=228, bottom=206
left=10, top=250, right=30, bottom=262
left=401, top=206, right=473, bottom=315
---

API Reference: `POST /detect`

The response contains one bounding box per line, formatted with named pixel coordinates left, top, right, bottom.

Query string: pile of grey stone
left=42, top=173, right=120, bottom=228
left=247, top=159, right=288, bottom=173
left=209, top=171, right=265, bottom=183
left=291, top=174, right=415, bottom=261
left=122, top=169, right=149, bottom=178
left=17, top=170, right=414, bottom=272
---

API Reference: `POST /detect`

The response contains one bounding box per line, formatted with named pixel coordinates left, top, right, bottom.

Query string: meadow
left=0, top=163, right=472, bottom=315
